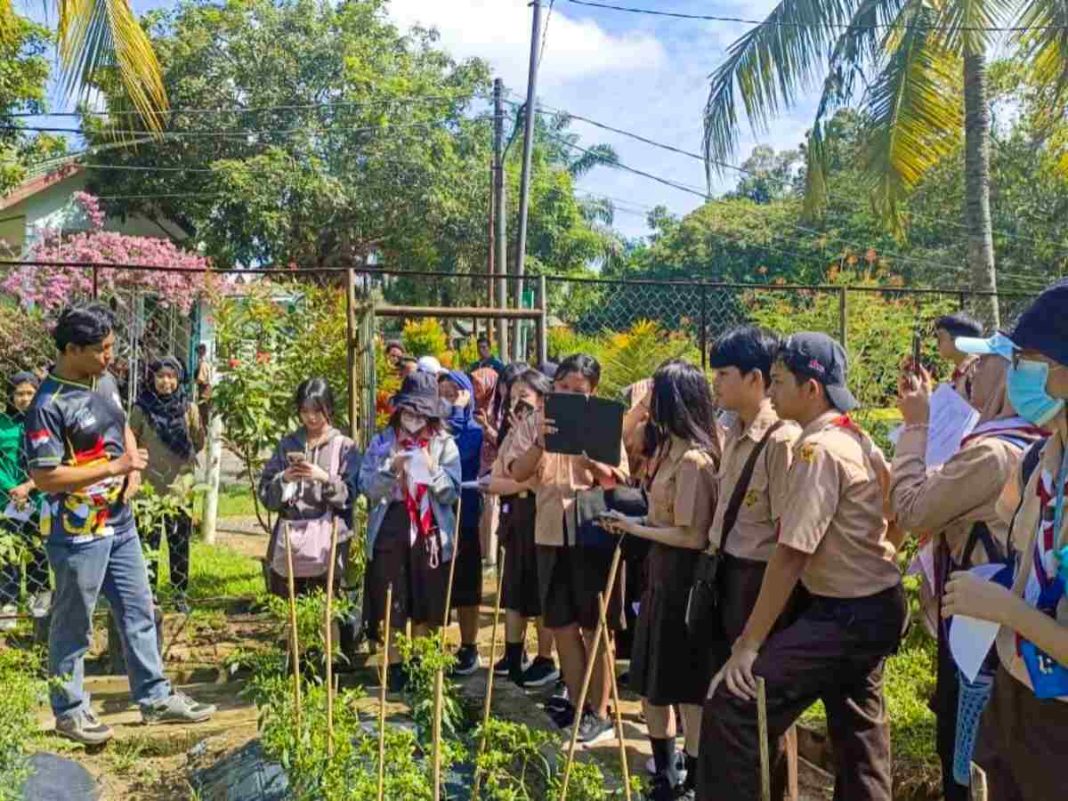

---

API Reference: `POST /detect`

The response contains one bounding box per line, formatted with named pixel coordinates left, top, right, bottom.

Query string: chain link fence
left=0, top=261, right=1038, bottom=623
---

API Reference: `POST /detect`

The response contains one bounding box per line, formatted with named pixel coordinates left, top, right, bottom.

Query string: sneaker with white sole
left=55, top=709, right=114, bottom=746
left=572, top=709, right=614, bottom=745
left=141, top=691, right=216, bottom=725
left=451, top=645, right=481, bottom=677
left=519, top=656, right=559, bottom=688
left=493, top=651, right=531, bottom=677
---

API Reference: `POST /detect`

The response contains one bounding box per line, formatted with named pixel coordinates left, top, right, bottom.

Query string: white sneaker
left=29, top=592, right=52, bottom=619
left=0, top=604, right=17, bottom=632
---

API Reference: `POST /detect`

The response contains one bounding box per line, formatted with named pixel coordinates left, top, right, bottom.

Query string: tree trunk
left=962, top=51, right=1000, bottom=328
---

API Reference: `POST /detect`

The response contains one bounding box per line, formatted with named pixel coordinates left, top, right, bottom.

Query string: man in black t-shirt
left=25, top=303, right=216, bottom=746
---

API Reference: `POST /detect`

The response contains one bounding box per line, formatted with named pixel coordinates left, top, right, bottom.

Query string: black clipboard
left=544, top=393, right=624, bottom=466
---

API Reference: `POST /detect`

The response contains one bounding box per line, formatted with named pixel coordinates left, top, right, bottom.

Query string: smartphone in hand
left=286, top=452, right=307, bottom=466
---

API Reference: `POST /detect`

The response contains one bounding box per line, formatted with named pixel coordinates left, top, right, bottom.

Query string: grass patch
left=192, top=483, right=259, bottom=522
left=155, top=539, right=265, bottom=603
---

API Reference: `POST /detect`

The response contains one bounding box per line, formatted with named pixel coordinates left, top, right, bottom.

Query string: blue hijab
left=443, top=370, right=483, bottom=531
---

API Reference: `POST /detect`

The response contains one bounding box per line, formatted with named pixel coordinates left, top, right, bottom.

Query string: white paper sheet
left=949, top=563, right=1004, bottom=682
left=3, top=501, right=33, bottom=524
left=405, top=448, right=435, bottom=486
left=925, top=383, right=980, bottom=468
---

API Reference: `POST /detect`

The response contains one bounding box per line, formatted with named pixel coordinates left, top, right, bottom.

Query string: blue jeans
left=46, top=526, right=171, bottom=719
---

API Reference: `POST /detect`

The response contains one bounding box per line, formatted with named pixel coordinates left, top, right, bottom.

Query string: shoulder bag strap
left=718, top=421, right=784, bottom=553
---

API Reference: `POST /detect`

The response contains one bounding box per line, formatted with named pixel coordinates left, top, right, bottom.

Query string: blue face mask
left=1007, top=359, right=1065, bottom=426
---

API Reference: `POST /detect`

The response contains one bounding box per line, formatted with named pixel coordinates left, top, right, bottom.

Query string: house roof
left=0, top=164, right=83, bottom=213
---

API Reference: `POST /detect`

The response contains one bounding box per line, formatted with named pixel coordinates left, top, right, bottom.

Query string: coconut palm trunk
left=962, top=50, right=1000, bottom=328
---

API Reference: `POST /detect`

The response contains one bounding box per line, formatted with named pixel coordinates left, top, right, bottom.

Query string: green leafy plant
left=395, top=631, right=465, bottom=743
left=0, top=648, right=46, bottom=800
left=401, top=318, right=449, bottom=359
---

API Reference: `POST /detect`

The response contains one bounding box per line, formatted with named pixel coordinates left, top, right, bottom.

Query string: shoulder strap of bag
left=1006, top=436, right=1049, bottom=558
left=718, top=420, right=784, bottom=553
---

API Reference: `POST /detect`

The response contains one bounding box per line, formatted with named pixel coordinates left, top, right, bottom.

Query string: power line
left=7, top=119, right=483, bottom=138
left=516, top=96, right=1068, bottom=259
left=6, top=94, right=486, bottom=119
left=567, top=0, right=1067, bottom=32
left=538, top=0, right=557, bottom=68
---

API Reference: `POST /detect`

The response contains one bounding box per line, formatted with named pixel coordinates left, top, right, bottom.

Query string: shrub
left=0, top=649, right=45, bottom=801
left=401, top=318, right=448, bottom=358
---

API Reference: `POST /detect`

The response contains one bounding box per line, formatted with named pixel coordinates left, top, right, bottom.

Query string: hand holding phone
left=286, top=451, right=308, bottom=466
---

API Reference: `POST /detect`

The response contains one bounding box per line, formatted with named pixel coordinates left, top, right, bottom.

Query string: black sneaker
left=387, top=663, right=407, bottom=694
left=451, top=646, right=481, bottom=677
left=648, top=773, right=683, bottom=801
left=519, top=656, right=560, bottom=688
left=546, top=680, right=569, bottom=709
left=573, top=710, right=613, bottom=745
left=547, top=699, right=576, bottom=729
left=494, top=651, right=531, bottom=677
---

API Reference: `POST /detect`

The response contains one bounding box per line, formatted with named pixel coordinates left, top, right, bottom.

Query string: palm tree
left=703, top=0, right=1068, bottom=327
left=0, top=0, right=166, bottom=130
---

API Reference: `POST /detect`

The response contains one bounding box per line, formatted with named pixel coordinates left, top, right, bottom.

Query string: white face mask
left=400, top=412, right=426, bottom=435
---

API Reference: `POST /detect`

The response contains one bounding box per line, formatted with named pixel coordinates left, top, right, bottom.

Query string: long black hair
left=492, top=361, right=529, bottom=425
left=295, top=377, right=335, bottom=422
left=649, top=359, right=719, bottom=458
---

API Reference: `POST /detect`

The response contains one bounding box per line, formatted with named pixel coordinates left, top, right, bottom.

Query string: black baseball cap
left=957, top=280, right=1068, bottom=366
left=777, top=332, right=859, bottom=412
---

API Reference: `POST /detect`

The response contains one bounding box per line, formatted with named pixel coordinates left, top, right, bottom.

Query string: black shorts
left=500, top=493, right=540, bottom=618
left=535, top=543, right=625, bottom=632
left=363, top=503, right=448, bottom=641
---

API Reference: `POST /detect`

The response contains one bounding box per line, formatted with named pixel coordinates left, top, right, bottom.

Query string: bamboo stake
left=432, top=492, right=463, bottom=801
left=441, top=492, right=463, bottom=628
left=471, top=546, right=507, bottom=801
left=377, top=583, right=393, bottom=801
left=432, top=671, right=443, bottom=801
left=559, top=542, right=624, bottom=799
left=757, top=677, right=771, bottom=801
left=596, top=590, right=631, bottom=801
left=284, top=522, right=303, bottom=731
left=324, top=517, right=340, bottom=757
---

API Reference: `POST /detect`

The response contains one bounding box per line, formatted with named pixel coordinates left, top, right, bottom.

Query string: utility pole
left=493, top=78, right=509, bottom=359
left=514, top=0, right=541, bottom=362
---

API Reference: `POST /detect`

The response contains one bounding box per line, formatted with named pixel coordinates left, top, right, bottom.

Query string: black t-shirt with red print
left=24, top=371, right=132, bottom=541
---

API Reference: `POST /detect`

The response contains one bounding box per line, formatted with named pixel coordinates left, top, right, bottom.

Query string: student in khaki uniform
left=890, top=354, right=1044, bottom=801
left=602, top=360, right=719, bottom=800
left=479, top=368, right=559, bottom=687
left=509, top=353, right=629, bottom=745
left=941, top=282, right=1068, bottom=801
left=699, top=333, right=906, bottom=801
left=698, top=326, right=800, bottom=801
left=934, top=312, right=984, bottom=400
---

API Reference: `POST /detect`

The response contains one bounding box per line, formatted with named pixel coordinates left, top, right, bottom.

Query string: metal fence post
left=535, top=275, right=548, bottom=368
left=346, top=268, right=359, bottom=442
left=838, top=287, right=849, bottom=350
left=201, top=412, right=223, bottom=545
left=700, top=282, right=709, bottom=369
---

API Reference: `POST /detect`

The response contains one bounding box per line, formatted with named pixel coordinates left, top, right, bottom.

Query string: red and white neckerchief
left=400, top=435, right=440, bottom=567
left=1024, top=447, right=1068, bottom=604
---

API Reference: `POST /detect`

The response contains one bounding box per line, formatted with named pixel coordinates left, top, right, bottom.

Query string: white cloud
left=386, top=0, right=665, bottom=88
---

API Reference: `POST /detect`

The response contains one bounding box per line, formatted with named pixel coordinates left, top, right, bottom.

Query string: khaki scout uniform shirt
left=996, top=422, right=1068, bottom=701
left=890, top=424, right=1023, bottom=564
left=490, top=425, right=535, bottom=494
left=507, top=411, right=630, bottom=547
left=708, top=400, right=799, bottom=561
left=647, top=435, right=718, bottom=539
left=777, top=411, right=901, bottom=598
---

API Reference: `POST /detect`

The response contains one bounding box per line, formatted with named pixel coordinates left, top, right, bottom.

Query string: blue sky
left=23, top=0, right=823, bottom=239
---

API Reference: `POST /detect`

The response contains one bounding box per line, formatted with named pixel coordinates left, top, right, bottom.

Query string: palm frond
left=57, top=0, right=167, bottom=133
left=568, top=143, right=618, bottom=178
left=702, top=0, right=859, bottom=181
left=862, top=0, right=961, bottom=231
left=1014, top=0, right=1068, bottom=97
left=936, top=0, right=1014, bottom=55
left=803, top=0, right=909, bottom=214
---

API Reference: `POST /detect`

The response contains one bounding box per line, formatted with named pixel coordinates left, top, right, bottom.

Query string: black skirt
left=499, top=493, right=540, bottom=618
left=363, top=502, right=449, bottom=641
left=450, top=518, right=483, bottom=610
left=629, top=542, right=713, bottom=706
